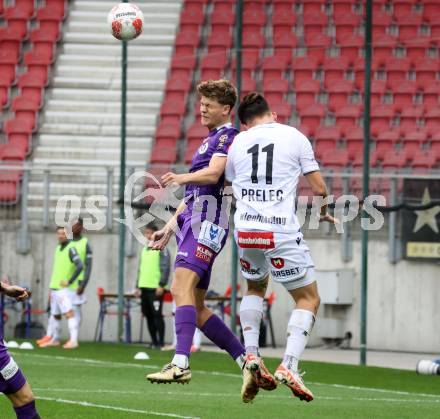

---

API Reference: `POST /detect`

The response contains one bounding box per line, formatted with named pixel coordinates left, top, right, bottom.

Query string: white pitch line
left=34, top=387, right=440, bottom=405
left=13, top=352, right=440, bottom=400
left=310, top=381, right=440, bottom=399
left=38, top=396, right=201, bottom=419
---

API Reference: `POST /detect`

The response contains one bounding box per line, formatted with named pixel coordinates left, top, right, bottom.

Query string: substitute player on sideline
left=146, top=80, right=275, bottom=402
left=0, top=280, right=40, bottom=418
left=226, top=93, right=337, bottom=402
left=37, top=226, right=83, bottom=349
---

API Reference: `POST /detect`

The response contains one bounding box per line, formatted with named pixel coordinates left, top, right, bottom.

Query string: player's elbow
left=206, top=170, right=223, bottom=184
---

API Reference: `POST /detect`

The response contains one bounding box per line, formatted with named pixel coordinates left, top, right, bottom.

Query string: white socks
left=193, top=328, right=202, bottom=348
left=47, top=315, right=61, bottom=341
left=240, top=295, right=264, bottom=354
left=172, top=354, right=189, bottom=369
left=283, top=309, right=315, bottom=372
left=67, top=317, right=78, bottom=344
left=74, top=306, right=82, bottom=327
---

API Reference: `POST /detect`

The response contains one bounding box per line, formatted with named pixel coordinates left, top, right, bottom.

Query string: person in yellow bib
left=71, top=218, right=93, bottom=332
left=135, top=223, right=170, bottom=349
left=37, top=226, right=83, bottom=349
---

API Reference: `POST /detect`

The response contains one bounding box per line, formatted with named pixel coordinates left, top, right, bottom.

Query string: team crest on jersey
left=198, top=220, right=226, bottom=253
left=198, top=142, right=209, bottom=154
left=270, top=258, right=285, bottom=269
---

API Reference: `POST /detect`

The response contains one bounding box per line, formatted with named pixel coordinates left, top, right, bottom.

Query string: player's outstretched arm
left=0, top=282, right=31, bottom=301
left=304, top=171, right=339, bottom=224
left=162, top=156, right=227, bottom=187
left=149, top=200, right=187, bottom=250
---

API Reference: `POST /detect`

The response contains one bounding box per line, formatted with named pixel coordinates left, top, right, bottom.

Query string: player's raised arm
left=162, top=155, right=227, bottom=186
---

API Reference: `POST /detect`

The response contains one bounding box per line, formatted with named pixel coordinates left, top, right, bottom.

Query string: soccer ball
left=107, top=3, right=144, bottom=41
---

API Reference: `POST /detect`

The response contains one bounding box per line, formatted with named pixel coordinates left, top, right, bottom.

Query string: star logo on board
left=413, top=188, right=440, bottom=234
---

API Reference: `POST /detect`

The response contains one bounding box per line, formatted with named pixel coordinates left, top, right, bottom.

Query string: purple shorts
left=175, top=214, right=228, bottom=290
left=0, top=343, right=26, bottom=395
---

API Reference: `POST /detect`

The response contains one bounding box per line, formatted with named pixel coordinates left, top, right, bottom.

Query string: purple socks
left=14, top=400, right=40, bottom=419
left=175, top=305, right=197, bottom=357
left=201, top=314, right=245, bottom=360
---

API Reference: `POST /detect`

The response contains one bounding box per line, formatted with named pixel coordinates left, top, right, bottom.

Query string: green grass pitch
left=1, top=343, right=440, bottom=418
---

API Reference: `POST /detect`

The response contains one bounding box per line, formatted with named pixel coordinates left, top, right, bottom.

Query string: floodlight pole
left=117, top=0, right=129, bottom=342
left=360, top=0, right=372, bottom=366
left=230, top=0, right=243, bottom=334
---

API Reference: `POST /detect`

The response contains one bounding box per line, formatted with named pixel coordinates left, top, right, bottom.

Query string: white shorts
left=235, top=230, right=316, bottom=291
left=73, top=293, right=87, bottom=306
left=50, top=288, right=75, bottom=315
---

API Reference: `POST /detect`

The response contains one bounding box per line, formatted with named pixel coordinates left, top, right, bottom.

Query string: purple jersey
left=181, top=123, right=238, bottom=224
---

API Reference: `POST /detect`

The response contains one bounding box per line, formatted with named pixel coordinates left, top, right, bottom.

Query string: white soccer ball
left=107, top=3, right=144, bottom=41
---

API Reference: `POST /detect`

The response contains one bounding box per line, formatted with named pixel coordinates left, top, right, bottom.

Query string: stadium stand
left=152, top=0, right=440, bottom=177
left=0, top=0, right=182, bottom=212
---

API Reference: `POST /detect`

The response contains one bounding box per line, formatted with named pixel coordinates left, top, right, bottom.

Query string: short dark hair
left=197, top=79, right=238, bottom=112
left=237, top=92, right=270, bottom=124
left=145, top=222, right=158, bottom=232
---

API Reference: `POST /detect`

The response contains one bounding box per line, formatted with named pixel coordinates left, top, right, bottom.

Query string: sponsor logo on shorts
left=195, top=245, right=213, bottom=263
left=271, top=267, right=301, bottom=278
left=0, top=357, right=19, bottom=381
left=237, top=231, right=275, bottom=249
left=270, top=258, right=285, bottom=269
left=239, top=259, right=261, bottom=275
left=198, top=221, right=225, bottom=253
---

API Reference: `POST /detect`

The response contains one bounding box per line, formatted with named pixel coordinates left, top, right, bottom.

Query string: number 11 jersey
left=225, top=122, right=320, bottom=233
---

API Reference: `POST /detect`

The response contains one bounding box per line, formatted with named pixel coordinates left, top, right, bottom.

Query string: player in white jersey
left=226, top=93, right=337, bottom=402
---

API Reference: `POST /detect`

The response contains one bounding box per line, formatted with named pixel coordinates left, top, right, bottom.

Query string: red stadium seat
left=333, top=0, right=355, bottom=15
left=155, top=123, right=181, bottom=143
left=315, top=126, right=341, bottom=149
left=299, top=104, right=326, bottom=127
left=414, top=58, right=439, bottom=83
left=292, top=56, right=319, bottom=83
left=187, top=123, right=207, bottom=142
left=345, top=126, right=364, bottom=155
left=422, top=82, right=440, bottom=107
left=369, top=80, right=387, bottom=107
left=411, top=151, right=437, bottom=171
left=11, top=96, right=39, bottom=127
left=150, top=146, right=177, bottom=165
left=160, top=99, right=186, bottom=119
left=373, top=34, right=397, bottom=60
left=272, top=32, right=298, bottom=57
left=391, top=81, right=417, bottom=108
left=304, top=34, right=331, bottom=60
left=294, top=80, right=320, bottom=110
left=376, top=130, right=400, bottom=153
left=270, top=102, right=292, bottom=123
left=326, top=79, right=354, bottom=109
left=262, top=78, right=289, bottom=103
left=323, top=56, right=350, bottom=84
left=423, top=1, right=440, bottom=18
left=170, top=54, right=196, bottom=78
left=0, top=64, right=15, bottom=86
left=210, top=10, right=234, bottom=31
left=179, top=8, right=204, bottom=31
left=1, top=145, right=26, bottom=162
left=385, top=57, right=412, bottom=82
left=36, top=5, right=63, bottom=34
left=338, top=34, right=363, bottom=61
left=319, top=149, right=351, bottom=169
left=261, top=55, right=290, bottom=80
left=303, top=12, right=327, bottom=34
left=175, top=29, right=200, bottom=54
left=272, top=10, right=296, bottom=35
left=243, top=9, right=266, bottom=29
left=231, top=50, right=260, bottom=78
left=399, top=106, right=424, bottom=132
left=396, top=14, right=423, bottom=41
left=242, top=31, right=265, bottom=49
left=393, top=0, right=416, bottom=17
left=402, top=130, right=427, bottom=154
left=334, top=14, right=362, bottom=39
left=302, top=0, right=324, bottom=15
left=372, top=11, right=393, bottom=36
left=5, top=0, right=34, bottom=18
left=406, top=36, right=431, bottom=60
left=425, top=108, right=440, bottom=128
left=0, top=86, right=8, bottom=108
left=371, top=105, right=394, bottom=129
left=381, top=150, right=410, bottom=169
left=207, top=29, right=232, bottom=52
left=335, top=105, right=362, bottom=131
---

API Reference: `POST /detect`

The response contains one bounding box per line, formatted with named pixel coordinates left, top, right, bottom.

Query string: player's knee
left=196, top=307, right=211, bottom=327
left=14, top=384, right=35, bottom=406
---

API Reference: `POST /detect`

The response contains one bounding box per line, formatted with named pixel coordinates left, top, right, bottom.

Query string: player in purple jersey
left=0, top=280, right=40, bottom=418
left=146, top=80, right=276, bottom=402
